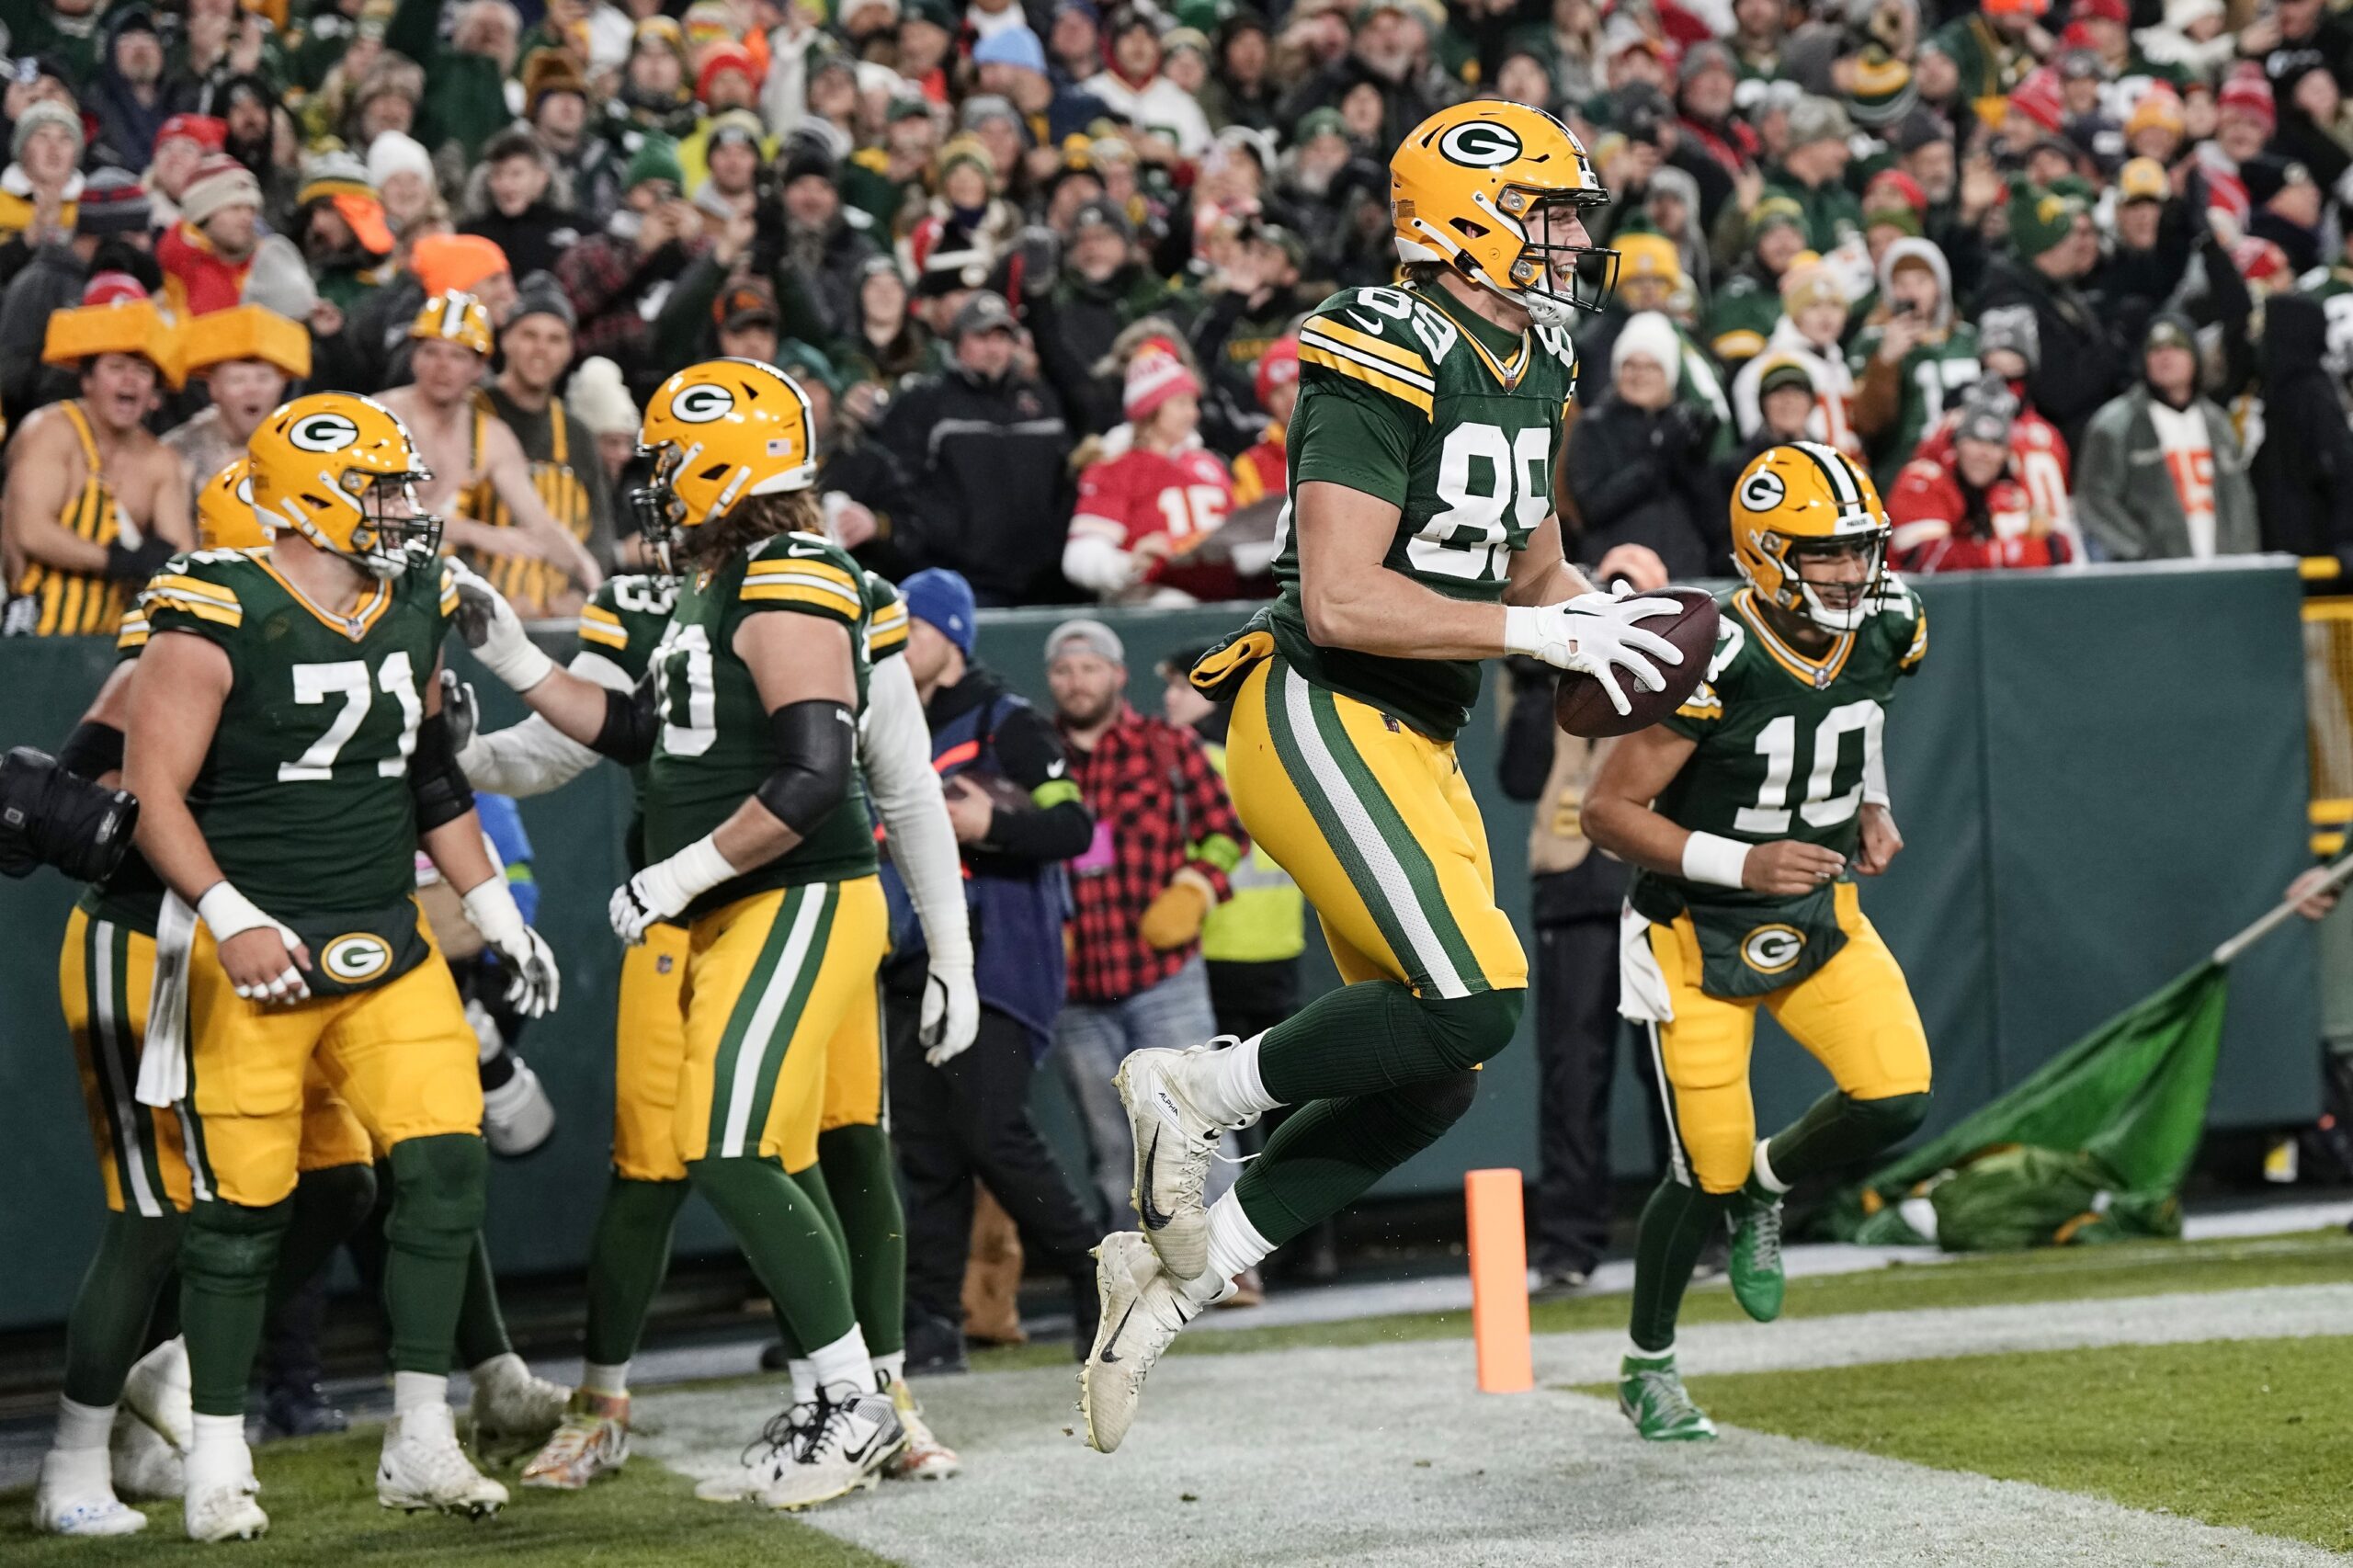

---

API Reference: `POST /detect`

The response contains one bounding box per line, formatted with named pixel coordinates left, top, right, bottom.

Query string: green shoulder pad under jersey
left=1632, top=577, right=1925, bottom=921
left=137, top=550, right=453, bottom=915
left=1261, top=282, right=1579, bottom=742
left=645, top=531, right=878, bottom=914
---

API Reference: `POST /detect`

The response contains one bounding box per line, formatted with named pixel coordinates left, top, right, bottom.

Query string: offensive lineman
left=121, top=394, right=560, bottom=1540
left=1585, top=442, right=1933, bottom=1439
left=1079, top=100, right=1686, bottom=1450
left=453, top=358, right=917, bottom=1508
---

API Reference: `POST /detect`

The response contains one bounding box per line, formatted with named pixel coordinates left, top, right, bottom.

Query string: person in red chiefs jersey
left=1061, top=336, right=1240, bottom=605
left=1888, top=381, right=2074, bottom=573
left=1232, top=335, right=1298, bottom=512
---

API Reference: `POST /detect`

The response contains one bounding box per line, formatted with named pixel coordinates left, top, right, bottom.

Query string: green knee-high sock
left=582, top=1176, right=689, bottom=1368
left=454, top=1232, right=512, bottom=1370
left=63, top=1210, right=185, bottom=1406
left=1760, top=1091, right=1932, bottom=1191
left=382, top=1135, right=489, bottom=1377
left=687, top=1155, right=856, bottom=1351
left=1233, top=1073, right=1480, bottom=1246
left=181, top=1197, right=293, bottom=1416
left=265, top=1162, right=375, bottom=1314
left=1256, top=985, right=1522, bottom=1103
left=1627, top=1180, right=1737, bottom=1354
left=817, top=1124, right=905, bottom=1358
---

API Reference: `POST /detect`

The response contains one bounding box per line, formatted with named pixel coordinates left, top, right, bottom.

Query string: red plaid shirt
left=1061, top=704, right=1247, bottom=1005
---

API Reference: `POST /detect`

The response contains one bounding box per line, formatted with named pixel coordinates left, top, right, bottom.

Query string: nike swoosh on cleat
left=1138, top=1131, right=1176, bottom=1231
left=838, top=1428, right=882, bottom=1464
left=1097, top=1301, right=1138, bottom=1364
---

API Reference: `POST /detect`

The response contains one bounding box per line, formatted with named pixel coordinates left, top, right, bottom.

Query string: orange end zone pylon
left=1464, top=1167, right=1533, bottom=1393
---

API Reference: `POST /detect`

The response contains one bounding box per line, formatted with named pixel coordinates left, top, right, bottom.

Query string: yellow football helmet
left=632, top=358, right=817, bottom=548
left=196, top=457, right=271, bottom=550
left=1730, top=442, right=1891, bottom=633
left=248, top=392, right=440, bottom=577
left=411, top=290, right=493, bottom=356
left=1392, top=99, right=1614, bottom=328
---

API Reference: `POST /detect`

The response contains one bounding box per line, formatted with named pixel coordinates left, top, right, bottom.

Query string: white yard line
left=633, top=1284, right=2353, bottom=1568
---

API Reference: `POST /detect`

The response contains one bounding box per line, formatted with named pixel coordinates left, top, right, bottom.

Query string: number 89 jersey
left=1630, top=581, right=1927, bottom=920
left=643, top=532, right=879, bottom=916
left=1270, top=281, right=1579, bottom=741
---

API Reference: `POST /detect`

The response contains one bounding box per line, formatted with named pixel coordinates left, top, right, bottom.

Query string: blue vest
left=881, top=691, right=1070, bottom=1055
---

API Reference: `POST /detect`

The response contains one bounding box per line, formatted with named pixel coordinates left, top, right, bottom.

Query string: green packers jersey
left=644, top=531, right=879, bottom=914
left=2298, top=264, right=2353, bottom=377
left=1704, top=271, right=1782, bottom=367
left=1271, top=281, right=1578, bottom=741
left=577, top=572, right=677, bottom=869
left=1630, top=581, right=1927, bottom=923
left=863, top=571, right=908, bottom=665
left=138, top=550, right=457, bottom=915
left=1849, top=323, right=1982, bottom=490
left=74, top=599, right=192, bottom=932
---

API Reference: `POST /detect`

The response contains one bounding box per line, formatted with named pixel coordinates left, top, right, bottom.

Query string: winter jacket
left=557, top=222, right=710, bottom=404
left=874, top=363, right=1075, bottom=607
left=1972, top=254, right=2129, bottom=456
left=460, top=201, right=584, bottom=285
left=2252, top=292, right=2353, bottom=566
left=2075, top=382, right=2258, bottom=561
left=385, top=0, right=513, bottom=162
left=157, top=222, right=254, bottom=317
left=1025, top=263, right=1176, bottom=436
left=86, top=12, right=199, bottom=172
left=1729, top=315, right=1861, bottom=455
left=1886, top=449, right=2072, bottom=573
left=1561, top=392, right=1727, bottom=581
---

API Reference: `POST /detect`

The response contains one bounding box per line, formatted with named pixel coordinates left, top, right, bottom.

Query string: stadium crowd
left=10, top=0, right=2353, bottom=622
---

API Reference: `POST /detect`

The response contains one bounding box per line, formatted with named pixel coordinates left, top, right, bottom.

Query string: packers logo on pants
left=321, top=933, right=393, bottom=985
left=1742, top=926, right=1804, bottom=975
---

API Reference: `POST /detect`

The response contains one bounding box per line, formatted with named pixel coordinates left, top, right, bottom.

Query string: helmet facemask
left=629, top=442, right=690, bottom=575
left=341, top=469, right=443, bottom=579
left=1779, top=531, right=1889, bottom=633
left=1485, top=187, right=1617, bottom=327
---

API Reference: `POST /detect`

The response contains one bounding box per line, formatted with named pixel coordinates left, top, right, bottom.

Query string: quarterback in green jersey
left=455, top=358, right=950, bottom=1510
left=1079, top=98, right=1691, bottom=1452
left=1586, top=441, right=1934, bottom=1440
left=119, top=392, right=561, bottom=1540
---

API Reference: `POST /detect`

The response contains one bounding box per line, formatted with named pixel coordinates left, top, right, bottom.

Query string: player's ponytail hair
left=675, top=488, right=824, bottom=572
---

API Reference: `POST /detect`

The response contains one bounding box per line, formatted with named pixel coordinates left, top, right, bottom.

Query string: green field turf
left=964, top=1230, right=2353, bottom=1369
left=0, top=1434, right=892, bottom=1568
left=1683, top=1335, right=2353, bottom=1555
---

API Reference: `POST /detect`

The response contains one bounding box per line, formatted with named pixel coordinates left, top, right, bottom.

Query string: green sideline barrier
left=0, top=559, right=2318, bottom=1330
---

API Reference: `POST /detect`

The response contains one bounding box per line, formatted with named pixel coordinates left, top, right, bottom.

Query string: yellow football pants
left=1641, top=884, right=1932, bottom=1193
left=180, top=903, right=479, bottom=1208
left=1223, top=657, right=1525, bottom=997
left=612, top=921, right=692, bottom=1182
left=675, top=878, right=888, bottom=1171
left=64, top=907, right=375, bottom=1215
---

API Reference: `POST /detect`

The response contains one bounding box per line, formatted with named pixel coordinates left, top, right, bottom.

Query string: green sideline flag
left=1831, top=962, right=2231, bottom=1249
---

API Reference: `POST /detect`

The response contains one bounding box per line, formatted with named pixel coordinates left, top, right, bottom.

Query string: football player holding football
left=1078, top=99, right=1686, bottom=1451
left=452, top=358, right=926, bottom=1508
left=1585, top=442, right=1934, bottom=1439
left=121, top=394, right=559, bottom=1540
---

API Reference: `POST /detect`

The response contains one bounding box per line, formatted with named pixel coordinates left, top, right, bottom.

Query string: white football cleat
left=181, top=1437, right=267, bottom=1543
left=122, top=1336, right=193, bottom=1453
left=756, top=1385, right=904, bottom=1511
left=112, top=1410, right=185, bottom=1499
left=377, top=1403, right=508, bottom=1516
left=1080, top=1231, right=1202, bottom=1455
left=480, top=1056, right=557, bottom=1157
left=883, top=1381, right=960, bottom=1481
left=519, top=1391, right=631, bottom=1490
left=694, top=1403, right=808, bottom=1504
left=467, top=1352, right=571, bottom=1464
left=34, top=1447, right=147, bottom=1536
left=1115, top=1046, right=1224, bottom=1282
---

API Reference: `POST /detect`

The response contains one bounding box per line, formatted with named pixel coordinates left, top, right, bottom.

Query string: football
left=1553, top=587, right=1722, bottom=738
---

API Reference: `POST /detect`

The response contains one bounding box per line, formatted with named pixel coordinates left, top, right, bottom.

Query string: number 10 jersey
left=1271, top=281, right=1579, bottom=742
left=1630, top=581, right=1927, bottom=923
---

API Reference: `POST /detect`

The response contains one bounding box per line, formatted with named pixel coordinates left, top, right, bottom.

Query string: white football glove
left=448, top=562, right=555, bottom=693
left=1503, top=582, right=1685, bottom=717
left=460, top=877, right=561, bottom=1017
left=609, top=835, right=736, bottom=946
left=920, top=960, right=981, bottom=1066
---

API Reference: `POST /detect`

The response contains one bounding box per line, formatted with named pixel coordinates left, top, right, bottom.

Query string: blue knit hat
left=972, top=24, right=1048, bottom=73
left=902, top=568, right=977, bottom=656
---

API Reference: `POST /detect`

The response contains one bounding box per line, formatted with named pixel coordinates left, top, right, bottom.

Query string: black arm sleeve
left=593, top=677, right=662, bottom=766
left=407, top=710, right=476, bottom=832
left=57, top=720, right=126, bottom=781
left=754, top=699, right=855, bottom=835
left=978, top=707, right=1097, bottom=863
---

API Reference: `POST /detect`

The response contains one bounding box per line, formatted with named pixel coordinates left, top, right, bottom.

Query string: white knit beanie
left=366, top=131, right=434, bottom=192
left=568, top=357, right=640, bottom=436
left=1611, top=311, right=1683, bottom=395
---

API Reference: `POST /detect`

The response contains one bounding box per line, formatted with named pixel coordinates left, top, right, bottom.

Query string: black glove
left=0, top=746, right=139, bottom=882
left=103, top=532, right=177, bottom=584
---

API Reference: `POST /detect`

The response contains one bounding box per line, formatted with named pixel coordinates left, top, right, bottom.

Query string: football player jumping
left=120, top=394, right=560, bottom=1540
left=1586, top=442, right=1934, bottom=1440
left=452, top=358, right=926, bottom=1508
left=1078, top=100, right=1686, bottom=1451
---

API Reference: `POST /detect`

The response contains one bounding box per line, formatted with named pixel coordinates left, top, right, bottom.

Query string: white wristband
left=1681, top=832, right=1752, bottom=889
left=460, top=875, right=529, bottom=950
left=1501, top=604, right=1546, bottom=660
left=197, top=881, right=275, bottom=942
left=654, top=833, right=738, bottom=905
left=485, top=636, right=556, bottom=694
